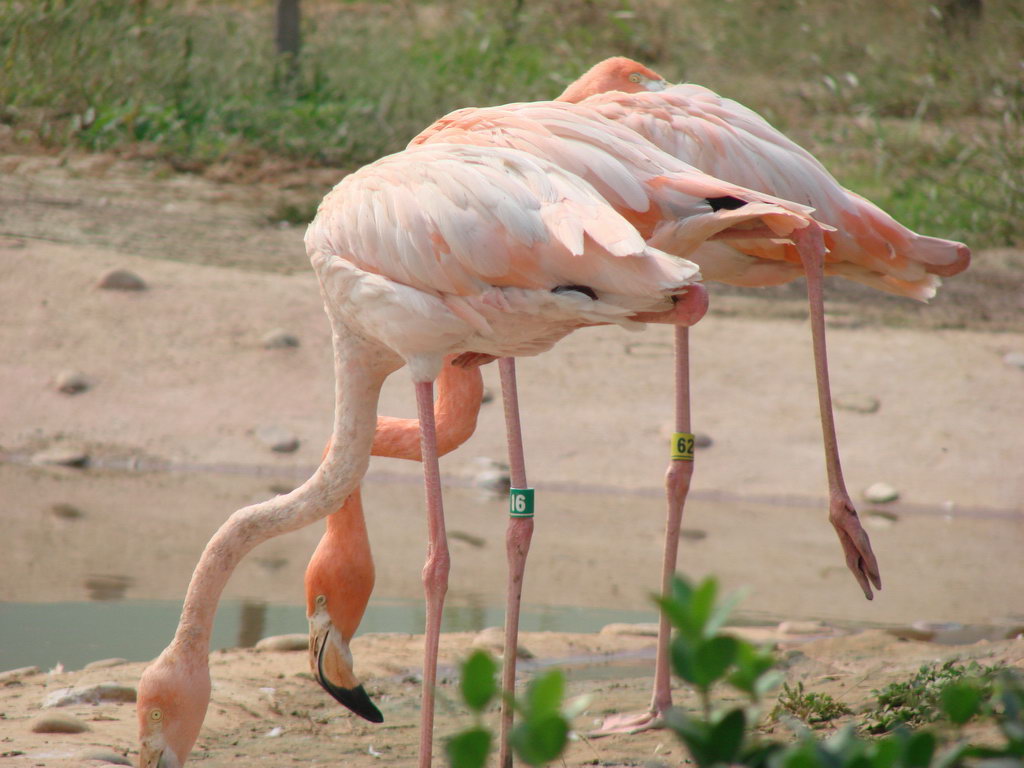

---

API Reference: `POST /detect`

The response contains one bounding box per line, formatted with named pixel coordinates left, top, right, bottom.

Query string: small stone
left=471, top=627, right=534, bottom=659
left=83, top=658, right=127, bottom=670
left=96, top=269, right=146, bottom=291
left=256, top=426, right=299, bottom=453
left=261, top=329, right=300, bottom=349
left=472, top=458, right=511, bottom=494
left=31, top=447, right=89, bottom=468
left=693, top=432, right=713, bottom=448
left=51, top=502, right=85, bottom=519
left=480, top=388, right=495, bottom=404
left=449, top=530, right=486, bottom=548
left=679, top=528, right=707, bottom=541
left=778, top=620, right=832, bottom=636
left=30, top=713, right=91, bottom=734
left=42, top=682, right=137, bottom=708
left=255, top=634, right=309, bottom=652
left=600, top=622, right=659, bottom=637
left=0, top=665, right=40, bottom=683
left=1003, top=351, right=1024, bottom=370
left=54, top=370, right=90, bottom=395
left=863, top=482, right=899, bottom=504
left=835, top=394, right=880, bottom=414
left=865, top=509, right=899, bottom=529
left=74, top=748, right=131, bottom=765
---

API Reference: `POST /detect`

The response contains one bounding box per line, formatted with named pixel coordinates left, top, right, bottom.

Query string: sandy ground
left=0, top=150, right=1022, bottom=766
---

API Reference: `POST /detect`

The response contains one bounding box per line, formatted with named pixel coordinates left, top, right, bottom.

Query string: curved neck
left=172, top=324, right=400, bottom=652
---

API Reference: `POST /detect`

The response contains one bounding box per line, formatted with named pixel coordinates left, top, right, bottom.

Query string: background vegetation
left=2, top=0, right=1021, bottom=248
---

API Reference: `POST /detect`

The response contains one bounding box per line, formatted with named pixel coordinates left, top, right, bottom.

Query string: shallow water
left=2, top=462, right=1022, bottom=672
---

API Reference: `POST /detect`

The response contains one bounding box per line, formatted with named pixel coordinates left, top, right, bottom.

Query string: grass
left=1, top=0, right=1022, bottom=249
left=864, top=659, right=1007, bottom=734
left=771, top=681, right=854, bottom=727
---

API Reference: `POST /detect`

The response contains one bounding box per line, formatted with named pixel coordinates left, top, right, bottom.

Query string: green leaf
left=445, top=727, right=491, bottom=768
left=705, top=588, right=745, bottom=638
left=523, top=670, right=564, bottom=719
left=902, top=730, right=936, bottom=768
left=664, top=708, right=714, bottom=767
left=690, top=577, right=719, bottom=638
left=459, top=651, right=498, bottom=712
left=692, top=635, right=740, bottom=688
left=509, top=713, right=569, bottom=766
left=728, top=641, right=776, bottom=698
left=708, top=708, right=746, bottom=764
left=939, top=681, right=982, bottom=725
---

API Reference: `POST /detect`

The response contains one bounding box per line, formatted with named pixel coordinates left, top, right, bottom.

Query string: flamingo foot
left=589, top=707, right=665, bottom=736
left=829, top=492, right=882, bottom=600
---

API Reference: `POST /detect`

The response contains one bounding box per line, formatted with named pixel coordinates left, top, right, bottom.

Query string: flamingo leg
left=497, top=357, right=534, bottom=768
left=414, top=379, right=450, bottom=768
left=592, top=324, right=693, bottom=735
left=792, top=224, right=881, bottom=599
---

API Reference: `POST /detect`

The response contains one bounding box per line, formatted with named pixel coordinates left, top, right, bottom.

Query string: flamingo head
left=558, top=56, right=670, bottom=102
left=307, top=592, right=384, bottom=723
left=137, top=646, right=211, bottom=768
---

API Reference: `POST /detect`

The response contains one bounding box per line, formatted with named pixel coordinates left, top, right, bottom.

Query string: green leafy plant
left=771, top=681, right=854, bottom=727
left=446, top=650, right=572, bottom=768
left=864, top=659, right=1005, bottom=733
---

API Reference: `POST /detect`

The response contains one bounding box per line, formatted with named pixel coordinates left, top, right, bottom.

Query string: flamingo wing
left=582, top=86, right=969, bottom=299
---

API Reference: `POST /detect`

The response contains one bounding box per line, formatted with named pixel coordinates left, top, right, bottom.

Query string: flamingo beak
left=139, top=742, right=179, bottom=768
left=310, top=622, right=383, bottom=723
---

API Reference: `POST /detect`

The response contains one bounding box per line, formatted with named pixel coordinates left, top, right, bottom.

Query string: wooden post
left=275, top=0, right=301, bottom=83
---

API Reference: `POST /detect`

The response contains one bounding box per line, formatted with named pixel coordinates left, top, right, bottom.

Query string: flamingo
left=406, top=99, right=839, bottom=762
left=555, top=56, right=970, bottom=732
left=136, top=140, right=718, bottom=768
left=305, top=356, right=483, bottom=723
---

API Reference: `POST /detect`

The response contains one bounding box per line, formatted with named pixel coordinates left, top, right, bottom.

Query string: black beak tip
left=323, top=681, right=384, bottom=723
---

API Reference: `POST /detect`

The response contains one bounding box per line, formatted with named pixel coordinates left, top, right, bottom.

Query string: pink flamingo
left=558, top=56, right=970, bottom=732
left=136, top=140, right=714, bottom=768
left=407, top=99, right=835, bottom=762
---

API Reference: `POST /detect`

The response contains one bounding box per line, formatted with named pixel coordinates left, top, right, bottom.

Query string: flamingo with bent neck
left=136, top=139, right=719, bottom=768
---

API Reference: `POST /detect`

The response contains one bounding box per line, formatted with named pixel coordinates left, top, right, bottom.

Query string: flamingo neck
left=170, top=324, right=400, bottom=654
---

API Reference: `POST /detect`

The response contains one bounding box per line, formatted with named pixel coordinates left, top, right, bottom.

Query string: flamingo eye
left=150, top=709, right=163, bottom=722
left=315, top=594, right=327, bottom=607
left=628, top=73, right=642, bottom=83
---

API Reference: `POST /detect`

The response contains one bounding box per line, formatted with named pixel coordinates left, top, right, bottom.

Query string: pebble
left=51, top=502, right=85, bottom=519
left=480, top=388, right=495, bottom=404
left=96, top=269, right=146, bottom=291
left=778, top=619, right=832, bottom=636
left=679, top=528, right=707, bottom=541
left=83, top=658, right=127, bottom=670
left=471, top=627, right=534, bottom=659
left=54, top=370, right=90, bottom=395
left=256, top=425, right=299, bottom=453
left=1003, top=351, right=1024, bottom=370
left=865, top=509, right=899, bottom=529
left=261, top=329, right=300, bottom=349
left=863, top=482, right=899, bottom=504
left=74, top=748, right=132, bottom=765
left=693, top=432, right=713, bottom=448
left=255, top=634, right=308, bottom=652
left=30, top=713, right=91, bottom=734
left=0, top=665, right=40, bottom=683
left=31, top=447, right=90, bottom=468
left=42, top=681, right=137, bottom=708
left=449, top=530, right=486, bottom=548
left=600, top=622, right=659, bottom=637
left=834, top=393, right=880, bottom=414
left=472, top=458, right=511, bottom=494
